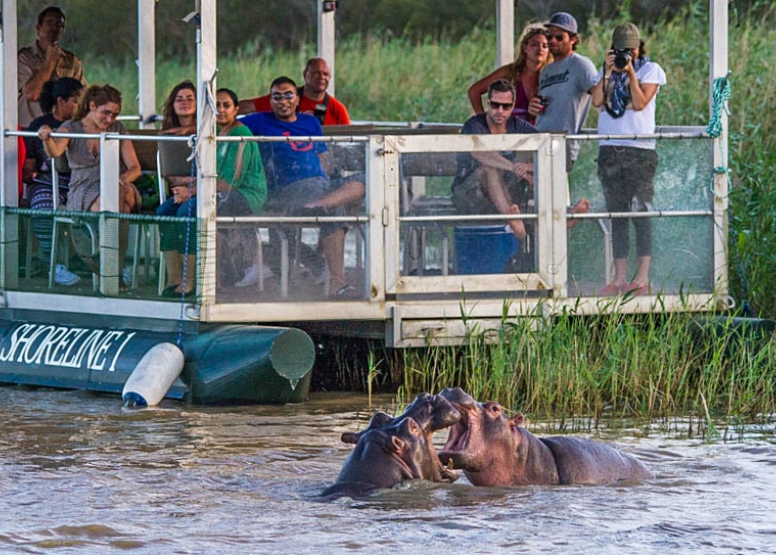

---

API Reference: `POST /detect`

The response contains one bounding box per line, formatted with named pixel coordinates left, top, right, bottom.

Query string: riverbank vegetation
left=74, top=2, right=776, bottom=418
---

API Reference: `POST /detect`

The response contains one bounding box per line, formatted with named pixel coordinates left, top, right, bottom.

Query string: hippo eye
left=489, top=404, right=501, bottom=416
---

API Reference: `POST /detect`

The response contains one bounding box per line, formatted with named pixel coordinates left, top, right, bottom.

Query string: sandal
left=330, top=284, right=360, bottom=299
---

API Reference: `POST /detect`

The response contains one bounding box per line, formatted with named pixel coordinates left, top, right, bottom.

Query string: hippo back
left=540, top=436, right=653, bottom=485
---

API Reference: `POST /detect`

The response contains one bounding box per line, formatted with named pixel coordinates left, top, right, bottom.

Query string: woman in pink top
left=468, top=23, right=551, bottom=124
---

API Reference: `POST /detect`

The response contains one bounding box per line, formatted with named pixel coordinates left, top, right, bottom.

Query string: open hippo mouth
left=437, top=388, right=477, bottom=470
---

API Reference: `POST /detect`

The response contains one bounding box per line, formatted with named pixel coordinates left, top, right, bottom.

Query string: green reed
left=399, top=303, right=776, bottom=420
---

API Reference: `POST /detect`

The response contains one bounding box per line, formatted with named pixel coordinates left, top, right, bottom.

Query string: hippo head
left=341, top=392, right=461, bottom=445
left=438, top=387, right=526, bottom=487
left=322, top=415, right=451, bottom=499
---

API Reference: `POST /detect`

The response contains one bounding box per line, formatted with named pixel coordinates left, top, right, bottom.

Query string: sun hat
left=547, top=12, right=578, bottom=35
left=612, top=22, right=641, bottom=50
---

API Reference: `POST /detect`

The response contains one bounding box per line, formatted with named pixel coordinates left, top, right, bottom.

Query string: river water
left=1, top=387, right=774, bottom=555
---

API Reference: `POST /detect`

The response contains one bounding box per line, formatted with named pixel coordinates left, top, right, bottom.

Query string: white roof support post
left=317, top=0, right=336, bottom=95
left=99, top=134, right=121, bottom=296
left=710, top=0, right=729, bottom=300
left=495, top=0, right=514, bottom=67
left=137, top=0, right=157, bottom=129
left=0, top=0, right=19, bottom=289
left=197, top=0, right=218, bottom=312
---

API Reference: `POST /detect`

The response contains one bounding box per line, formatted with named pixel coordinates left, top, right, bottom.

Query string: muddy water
left=1, top=387, right=774, bottom=554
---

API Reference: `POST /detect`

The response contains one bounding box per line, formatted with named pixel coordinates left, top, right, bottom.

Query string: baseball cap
left=612, top=23, right=640, bottom=50
left=547, top=12, right=578, bottom=35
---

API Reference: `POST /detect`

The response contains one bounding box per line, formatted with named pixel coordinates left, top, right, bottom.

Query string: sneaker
left=54, top=264, right=81, bottom=286
left=234, top=264, right=274, bottom=288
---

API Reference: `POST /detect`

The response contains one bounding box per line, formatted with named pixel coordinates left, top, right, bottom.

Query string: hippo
left=340, top=392, right=462, bottom=445
left=320, top=393, right=461, bottom=499
left=437, top=387, right=653, bottom=486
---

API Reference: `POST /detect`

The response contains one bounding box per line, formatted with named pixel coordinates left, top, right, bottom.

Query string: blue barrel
left=454, top=225, right=519, bottom=275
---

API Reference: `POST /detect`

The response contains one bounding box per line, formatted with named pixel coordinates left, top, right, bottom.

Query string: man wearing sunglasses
left=451, top=79, right=538, bottom=241
left=527, top=12, right=598, bottom=172
left=240, top=76, right=359, bottom=298
left=238, top=58, right=350, bottom=126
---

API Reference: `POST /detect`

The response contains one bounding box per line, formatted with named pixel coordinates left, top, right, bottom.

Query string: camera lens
left=614, top=50, right=631, bottom=70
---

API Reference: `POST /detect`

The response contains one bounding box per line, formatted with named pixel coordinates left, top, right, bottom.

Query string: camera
left=613, top=49, right=632, bottom=70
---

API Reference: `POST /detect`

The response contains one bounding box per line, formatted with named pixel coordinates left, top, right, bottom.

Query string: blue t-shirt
left=241, top=111, right=327, bottom=191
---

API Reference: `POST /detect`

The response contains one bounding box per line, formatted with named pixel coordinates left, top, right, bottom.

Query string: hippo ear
left=390, top=436, right=407, bottom=453
left=340, top=432, right=361, bottom=444
left=509, top=413, right=526, bottom=428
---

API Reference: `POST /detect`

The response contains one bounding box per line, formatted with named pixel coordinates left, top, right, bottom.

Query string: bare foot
left=507, top=204, right=527, bottom=240
left=567, top=198, right=590, bottom=230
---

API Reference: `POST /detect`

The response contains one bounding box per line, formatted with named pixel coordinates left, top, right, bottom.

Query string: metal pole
left=495, top=0, right=514, bottom=67
left=1, top=0, right=20, bottom=289
left=137, top=0, right=157, bottom=129
left=317, top=0, right=336, bottom=94
left=710, top=0, right=729, bottom=300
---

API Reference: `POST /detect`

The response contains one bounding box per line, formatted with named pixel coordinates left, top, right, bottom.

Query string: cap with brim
left=612, top=22, right=640, bottom=50
left=547, top=12, right=578, bottom=35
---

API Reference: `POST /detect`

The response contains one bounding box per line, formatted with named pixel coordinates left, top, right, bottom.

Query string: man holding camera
left=528, top=12, right=598, bottom=171
left=591, top=22, right=667, bottom=296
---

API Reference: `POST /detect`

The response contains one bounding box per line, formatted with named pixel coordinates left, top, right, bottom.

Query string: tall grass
left=398, top=304, right=776, bottom=420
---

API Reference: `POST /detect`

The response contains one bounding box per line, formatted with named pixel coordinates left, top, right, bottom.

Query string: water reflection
left=1, top=386, right=774, bottom=554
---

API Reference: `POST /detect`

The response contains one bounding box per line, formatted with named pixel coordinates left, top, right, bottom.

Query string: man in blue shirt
left=241, top=77, right=355, bottom=297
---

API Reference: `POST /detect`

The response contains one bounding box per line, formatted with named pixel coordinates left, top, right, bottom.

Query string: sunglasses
left=548, top=34, right=567, bottom=41
left=489, top=100, right=513, bottom=111
left=270, top=92, right=296, bottom=101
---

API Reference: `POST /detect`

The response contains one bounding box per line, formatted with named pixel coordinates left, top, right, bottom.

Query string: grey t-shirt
left=535, top=53, right=598, bottom=164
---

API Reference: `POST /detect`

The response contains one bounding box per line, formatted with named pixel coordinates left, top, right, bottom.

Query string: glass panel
left=8, top=208, right=201, bottom=300
left=215, top=139, right=368, bottom=303
left=568, top=137, right=714, bottom=296
left=399, top=149, right=535, bottom=277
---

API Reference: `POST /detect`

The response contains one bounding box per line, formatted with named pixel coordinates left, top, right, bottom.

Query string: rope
left=706, top=75, right=731, bottom=138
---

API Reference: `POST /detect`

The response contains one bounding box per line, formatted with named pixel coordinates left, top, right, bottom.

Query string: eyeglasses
left=98, top=108, right=120, bottom=118
left=270, top=92, right=296, bottom=101
left=489, top=100, right=513, bottom=111
left=548, top=34, right=567, bottom=41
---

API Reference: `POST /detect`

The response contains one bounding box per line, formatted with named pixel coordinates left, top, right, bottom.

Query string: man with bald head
left=239, top=58, right=351, bottom=125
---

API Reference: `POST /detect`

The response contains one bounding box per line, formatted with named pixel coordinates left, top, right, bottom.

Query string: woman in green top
left=162, top=87, right=266, bottom=294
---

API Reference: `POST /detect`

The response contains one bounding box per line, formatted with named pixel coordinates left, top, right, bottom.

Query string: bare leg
left=507, top=204, right=526, bottom=240
left=176, top=254, right=197, bottom=294
left=163, top=251, right=183, bottom=288
left=566, top=198, right=590, bottom=229
left=304, top=181, right=365, bottom=211
left=479, top=168, right=526, bottom=240
left=631, top=255, right=651, bottom=288
left=320, top=229, right=346, bottom=292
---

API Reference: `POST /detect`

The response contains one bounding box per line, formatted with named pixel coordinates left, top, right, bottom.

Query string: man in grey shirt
left=528, top=12, right=598, bottom=171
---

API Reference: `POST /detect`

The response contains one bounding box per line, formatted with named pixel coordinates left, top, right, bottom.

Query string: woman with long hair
left=467, top=23, right=551, bottom=123
left=160, top=80, right=196, bottom=136
left=157, top=87, right=266, bottom=296
left=37, top=84, right=143, bottom=288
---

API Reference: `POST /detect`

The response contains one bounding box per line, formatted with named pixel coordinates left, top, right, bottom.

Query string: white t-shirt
left=597, top=60, right=667, bottom=150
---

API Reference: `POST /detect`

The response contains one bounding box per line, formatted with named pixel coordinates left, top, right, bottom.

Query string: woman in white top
left=591, top=23, right=666, bottom=296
